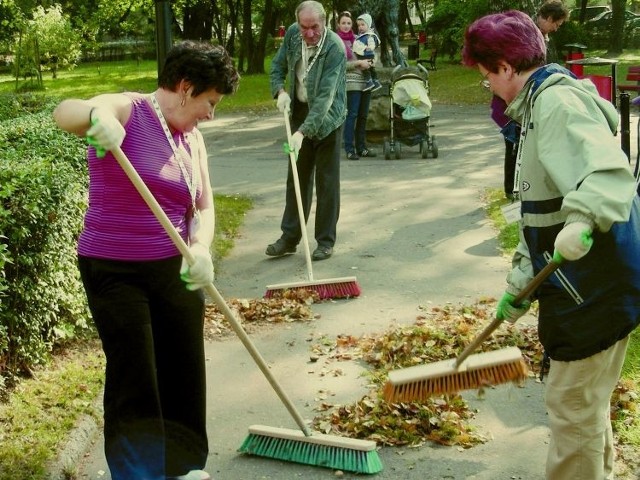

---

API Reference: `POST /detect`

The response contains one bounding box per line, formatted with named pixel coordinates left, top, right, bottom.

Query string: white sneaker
left=175, top=470, right=211, bottom=480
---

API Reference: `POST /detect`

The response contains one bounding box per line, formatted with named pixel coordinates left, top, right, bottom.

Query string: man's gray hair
left=296, top=0, right=326, bottom=22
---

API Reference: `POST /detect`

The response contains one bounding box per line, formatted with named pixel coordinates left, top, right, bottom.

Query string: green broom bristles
left=238, top=425, right=383, bottom=474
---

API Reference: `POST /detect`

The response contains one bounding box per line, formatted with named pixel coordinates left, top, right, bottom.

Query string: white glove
left=290, top=131, right=304, bottom=155
left=180, top=242, right=214, bottom=291
left=276, top=92, right=291, bottom=113
left=86, top=107, right=125, bottom=157
left=554, top=221, right=593, bottom=261
left=496, top=292, right=531, bottom=323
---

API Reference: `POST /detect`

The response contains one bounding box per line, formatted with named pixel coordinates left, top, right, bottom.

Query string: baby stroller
left=383, top=64, right=438, bottom=159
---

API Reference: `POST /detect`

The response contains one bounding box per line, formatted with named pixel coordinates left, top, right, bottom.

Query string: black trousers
left=280, top=100, right=341, bottom=248
left=79, top=255, right=208, bottom=480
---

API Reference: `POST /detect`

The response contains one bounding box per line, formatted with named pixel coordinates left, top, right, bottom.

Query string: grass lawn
left=2, top=48, right=639, bottom=107
left=1, top=49, right=639, bottom=478
left=0, top=59, right=277, bottom=113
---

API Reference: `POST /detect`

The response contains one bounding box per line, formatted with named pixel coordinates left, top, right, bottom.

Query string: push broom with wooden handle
left=110, top=146, right=381, bottom=474
left=383, top=259, right=562, bottom=402
left=264, top=109, right=361, bottom=300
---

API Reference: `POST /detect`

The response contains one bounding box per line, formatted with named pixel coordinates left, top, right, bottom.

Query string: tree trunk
left=247, top=0, right=273, bottom=74
left=413, top=0, right=427, bottom=28
left=578, top=0, right=588, bottom=23
left=238, top=0, right=253, bottom=72
left=224, top=0, right=241, bottom=57
left=183, top=0, right=214, bottom=41
left=608, top=0, right=625, bottom=55
left=401, top=0, right=414, bottom=37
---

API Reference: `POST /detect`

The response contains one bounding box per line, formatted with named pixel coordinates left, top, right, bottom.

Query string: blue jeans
left=343, top=90, right=371, bottom=155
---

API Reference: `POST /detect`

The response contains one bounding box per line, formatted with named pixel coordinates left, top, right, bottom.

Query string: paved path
left=70, top=103, right=638, bottom=480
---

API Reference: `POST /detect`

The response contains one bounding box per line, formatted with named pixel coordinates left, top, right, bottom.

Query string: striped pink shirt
left=78, top=93, right=203, bottom=260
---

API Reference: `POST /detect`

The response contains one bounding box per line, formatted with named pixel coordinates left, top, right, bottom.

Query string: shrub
left=0, top=107, right=90, bottom=397
left=552, top=21, right=590, bottom=54
left=0, top=93, right=59, bottom=121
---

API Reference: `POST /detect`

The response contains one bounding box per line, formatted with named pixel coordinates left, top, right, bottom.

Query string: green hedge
left=0, top=98, right=91, bottom=396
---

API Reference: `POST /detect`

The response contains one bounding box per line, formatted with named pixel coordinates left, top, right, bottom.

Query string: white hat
left=357, top=13, right=373, bottom=30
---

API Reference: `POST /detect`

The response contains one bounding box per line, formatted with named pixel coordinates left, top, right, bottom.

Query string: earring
left=180, top=96, right=186, bottom=107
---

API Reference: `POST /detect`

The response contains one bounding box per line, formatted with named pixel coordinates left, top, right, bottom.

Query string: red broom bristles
left=265, top=279, right=361, bottom=300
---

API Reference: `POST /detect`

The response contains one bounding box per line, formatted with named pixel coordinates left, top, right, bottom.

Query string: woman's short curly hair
left=462, top=10, right=546, bottom=74
left=159, top=41, right=240, bottom=97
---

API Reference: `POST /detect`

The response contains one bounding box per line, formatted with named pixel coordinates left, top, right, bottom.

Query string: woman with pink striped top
left=53, top=41, right=239, bottom=480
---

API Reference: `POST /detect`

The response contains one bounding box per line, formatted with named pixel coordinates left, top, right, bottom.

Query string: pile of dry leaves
left=309, top=299, right=544, bottom=448
left=204, top=291, right=638, bottom=454
left=203, top=289, right=318, bottom=340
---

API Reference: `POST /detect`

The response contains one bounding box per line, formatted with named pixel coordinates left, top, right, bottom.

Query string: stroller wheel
left=421, top=140, right=429, bottom=159
left=384, top=139, right=391, bottom=160
left=394, top=143, right=402, bottom=160
left=431, top=136, right=439, bottom=159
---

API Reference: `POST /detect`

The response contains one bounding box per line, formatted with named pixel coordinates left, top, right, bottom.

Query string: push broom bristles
left=239, top=425, right=383, bottom=474
left=264, top=276, right=361, bottom=300
left=383, top=347, right=528, bottom=402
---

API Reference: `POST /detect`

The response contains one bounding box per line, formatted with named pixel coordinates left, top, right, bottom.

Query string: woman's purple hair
left=462, top=10, right=546, bottom=73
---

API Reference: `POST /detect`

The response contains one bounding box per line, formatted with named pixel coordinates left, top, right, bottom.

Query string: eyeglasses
left=480, top=71, right=491, bottom=90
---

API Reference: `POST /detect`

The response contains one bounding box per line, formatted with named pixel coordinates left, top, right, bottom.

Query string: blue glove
left=496, top=292, right=531, bottom=323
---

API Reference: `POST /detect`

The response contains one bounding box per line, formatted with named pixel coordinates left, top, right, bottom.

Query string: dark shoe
left=371, top=80, right=382, bottom=93
left=312, top=246, right=333, bottom=261
left=358, top=148, right=377, bottom=158
left=362, top=80, right=375, bottom=92
left=346, top=152, right=360, bottom=160
left=265, top=238, right=296, bottom=256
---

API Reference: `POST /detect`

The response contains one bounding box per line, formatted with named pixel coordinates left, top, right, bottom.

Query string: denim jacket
left=270, top=23, right=346, bottom=140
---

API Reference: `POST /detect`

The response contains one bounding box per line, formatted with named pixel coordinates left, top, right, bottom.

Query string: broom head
left=238, top=424, right=382, bottom=474
left=264, top=277, right=361, bottom=300
left=383, top=346, right=528, bottom=403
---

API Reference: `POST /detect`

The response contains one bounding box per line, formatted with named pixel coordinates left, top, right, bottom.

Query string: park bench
left=617, top=65, right=640, bottom=96
left=417, top=48, right=437, bottom=71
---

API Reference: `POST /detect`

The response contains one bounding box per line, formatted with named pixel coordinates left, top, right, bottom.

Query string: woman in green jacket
left=463, top=10, right=640, bottom=480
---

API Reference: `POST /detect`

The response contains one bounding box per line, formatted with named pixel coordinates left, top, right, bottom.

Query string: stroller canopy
left=392, top=76, right=432, bottom=120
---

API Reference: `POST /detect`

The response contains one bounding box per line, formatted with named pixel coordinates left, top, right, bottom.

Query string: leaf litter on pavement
left=204, top=291, right=638, bottom=460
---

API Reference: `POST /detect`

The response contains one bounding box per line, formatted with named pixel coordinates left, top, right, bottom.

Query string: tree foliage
left=0, top=0, right=26, bottom=51
left=29, top=5, right=82, bottom=78
left=3, top=1, right=636, bottom=88
left=9, top=4, right=82, bottom=90
left=425, top=0, right=536, bottom=59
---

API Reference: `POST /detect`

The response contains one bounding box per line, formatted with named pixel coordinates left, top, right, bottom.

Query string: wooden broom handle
left=454, top=260, right=561, bottom=368
left=111, top=146, right=312, bottom=436
left=283, top=109, right=314, bottom=281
